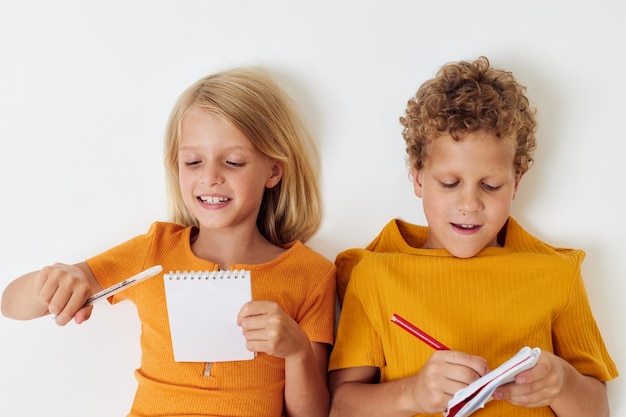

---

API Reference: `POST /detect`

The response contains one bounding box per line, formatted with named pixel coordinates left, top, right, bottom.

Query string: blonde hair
left=400, top=56, right=537, bottom=176
left=164, top=68, right=321, bottom=245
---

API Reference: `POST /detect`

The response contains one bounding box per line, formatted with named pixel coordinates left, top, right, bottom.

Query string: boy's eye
left=440, top=181, right=459, bottom=189
left=482, top=183, right=502, bottom=192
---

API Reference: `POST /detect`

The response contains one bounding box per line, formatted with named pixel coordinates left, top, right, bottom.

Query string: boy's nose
left=456, top=188, right=482, bottom=213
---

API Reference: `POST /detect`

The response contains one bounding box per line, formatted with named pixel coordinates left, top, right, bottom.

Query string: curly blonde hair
left=164, top=68, right=321, bottom=245
left=400, top=56, right=537, bottom=176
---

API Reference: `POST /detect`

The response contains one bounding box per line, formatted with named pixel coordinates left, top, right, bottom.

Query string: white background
left=0, top=1, right=623, bottom=415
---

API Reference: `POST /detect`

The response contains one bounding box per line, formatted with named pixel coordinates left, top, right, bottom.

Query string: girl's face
left=178, top=106, right=282, bottom=233
left=412, top=130, right=521, bottom=258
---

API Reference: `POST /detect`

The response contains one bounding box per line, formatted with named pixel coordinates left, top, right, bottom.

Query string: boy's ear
left=412, top=169, right=424, bottom=198
left=512, top=172, right=524, bottom=200
left=265, top=160, right=283, bottom=189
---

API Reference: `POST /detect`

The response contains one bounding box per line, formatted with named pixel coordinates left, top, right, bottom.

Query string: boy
left=328, top=57, right=617, bottom=417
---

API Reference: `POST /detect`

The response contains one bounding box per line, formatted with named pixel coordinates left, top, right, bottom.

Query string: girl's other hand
left=237, top=300, right=310, bottom=360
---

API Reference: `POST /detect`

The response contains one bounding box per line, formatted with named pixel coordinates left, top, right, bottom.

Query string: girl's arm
left=237, top=300, right=331, bottom=417
left=493, top=351, right=610, bottom=417
left=1, top=262, right=102, bottom=325
left=283, top=341, right=330, bottom=417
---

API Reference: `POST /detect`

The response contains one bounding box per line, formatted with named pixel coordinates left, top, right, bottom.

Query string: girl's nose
left=200, top=163, right=224, bottom=185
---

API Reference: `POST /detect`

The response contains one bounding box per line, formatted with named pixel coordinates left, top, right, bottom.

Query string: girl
left=1, top=68, right=336, bottom=417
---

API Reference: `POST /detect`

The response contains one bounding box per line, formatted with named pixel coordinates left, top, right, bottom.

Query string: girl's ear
left=412, top=169, right=424, bottom=198
left=265, top=160, right=283, bottom=189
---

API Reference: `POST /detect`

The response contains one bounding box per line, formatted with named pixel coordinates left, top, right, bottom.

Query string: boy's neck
left=496, top=219, right=509, bottom=247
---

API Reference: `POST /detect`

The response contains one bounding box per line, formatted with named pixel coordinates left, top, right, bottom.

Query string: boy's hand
left=35, top=263, right=94, bottom=326
left=237, top=300, right=309, bottom=359
left=492, top=350, right=564, bottom=407
left=409, top=350, right=489, bottom=414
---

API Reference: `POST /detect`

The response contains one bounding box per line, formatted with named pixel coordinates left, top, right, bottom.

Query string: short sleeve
left=329, top=270, right=385, bottom=371
left=552, top=266, right=618, bottom=381
left=86, top=223, right=159, bottom=304
left=296, top=263, right=336, bottom=346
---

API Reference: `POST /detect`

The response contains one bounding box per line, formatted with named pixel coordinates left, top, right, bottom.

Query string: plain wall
left=0, top=1, right=623, bottom=415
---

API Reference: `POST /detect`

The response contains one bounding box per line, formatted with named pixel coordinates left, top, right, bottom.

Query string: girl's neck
left=190, top=226, right=286, bottom=270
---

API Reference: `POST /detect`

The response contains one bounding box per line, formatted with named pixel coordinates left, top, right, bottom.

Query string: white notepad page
left=445, top=346, right=541, bottom=417
left=163, top=269, right=254, bottom=362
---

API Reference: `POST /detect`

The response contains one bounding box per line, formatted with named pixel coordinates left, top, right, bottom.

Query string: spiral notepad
left=444, top=347, right=541, bottom=417
left=163, top=269, right=253, bottom=363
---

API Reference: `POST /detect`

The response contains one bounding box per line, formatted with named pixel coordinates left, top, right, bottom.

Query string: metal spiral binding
left=164, top=270, right=249, bottom=280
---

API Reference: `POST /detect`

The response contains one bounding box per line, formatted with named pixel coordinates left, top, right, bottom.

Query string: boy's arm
left=330, top=366, right=413, bottom=417
left=1, top=262, right=102, bottom=325
left=331, top=366, right=447, bottom=417
left=494, top=351, right=610, bottom=417
left=550, top=370, right=609, bottom=417
left=329, top=351, right=489, bottom=417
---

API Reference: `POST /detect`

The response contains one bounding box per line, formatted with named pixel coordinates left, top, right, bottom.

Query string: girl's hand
left=408, top=350, right=489, bottom=414
left=35, top=263, right=94, bottom=325
left=492, top=350, right=564, bottom=407
left=237, top=300, right=310, bottom=359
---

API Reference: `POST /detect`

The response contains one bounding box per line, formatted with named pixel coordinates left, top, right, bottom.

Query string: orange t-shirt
left=330, top=217, right=617, bottom=417
left=87, top=222, right=336, bottom=417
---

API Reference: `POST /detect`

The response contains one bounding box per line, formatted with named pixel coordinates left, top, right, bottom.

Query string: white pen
left=84, top=265, right=163, bottom=306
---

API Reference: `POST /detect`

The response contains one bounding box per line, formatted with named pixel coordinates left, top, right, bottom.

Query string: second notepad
left=163, top=269, right=254, bottom=363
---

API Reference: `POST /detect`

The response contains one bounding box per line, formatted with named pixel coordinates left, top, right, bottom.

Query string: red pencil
left=391, top=313, right=450, bottom=350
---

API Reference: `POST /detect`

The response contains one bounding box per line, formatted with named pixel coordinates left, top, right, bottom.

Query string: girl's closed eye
left=226, top=160, right=246, bottom=167
left=184, top=160, right=202, bottom=167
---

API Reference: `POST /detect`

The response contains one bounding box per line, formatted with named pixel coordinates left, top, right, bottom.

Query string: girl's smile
left=197, top=194, right=231, bottom=206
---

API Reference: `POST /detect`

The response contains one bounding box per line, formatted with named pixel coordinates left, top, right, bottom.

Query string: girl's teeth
left=200, top=196, right=228, bottom=204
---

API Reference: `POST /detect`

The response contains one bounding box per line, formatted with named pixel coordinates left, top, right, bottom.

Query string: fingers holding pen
left=409, top=350, right=489, bottom=414
left=35, top=264, right=93, bottom=325
left=53, top=296, right=94, bottom=326
left=444, top=350, right=490, bottom=380
left=429, top=350, right=489, bottom=391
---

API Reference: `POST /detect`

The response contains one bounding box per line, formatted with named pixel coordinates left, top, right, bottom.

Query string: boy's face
left=412, top=130, right=521, bottom=258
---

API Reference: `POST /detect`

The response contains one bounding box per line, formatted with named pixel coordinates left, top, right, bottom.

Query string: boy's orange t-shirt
left=330, top=217, right=617, bottom=417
